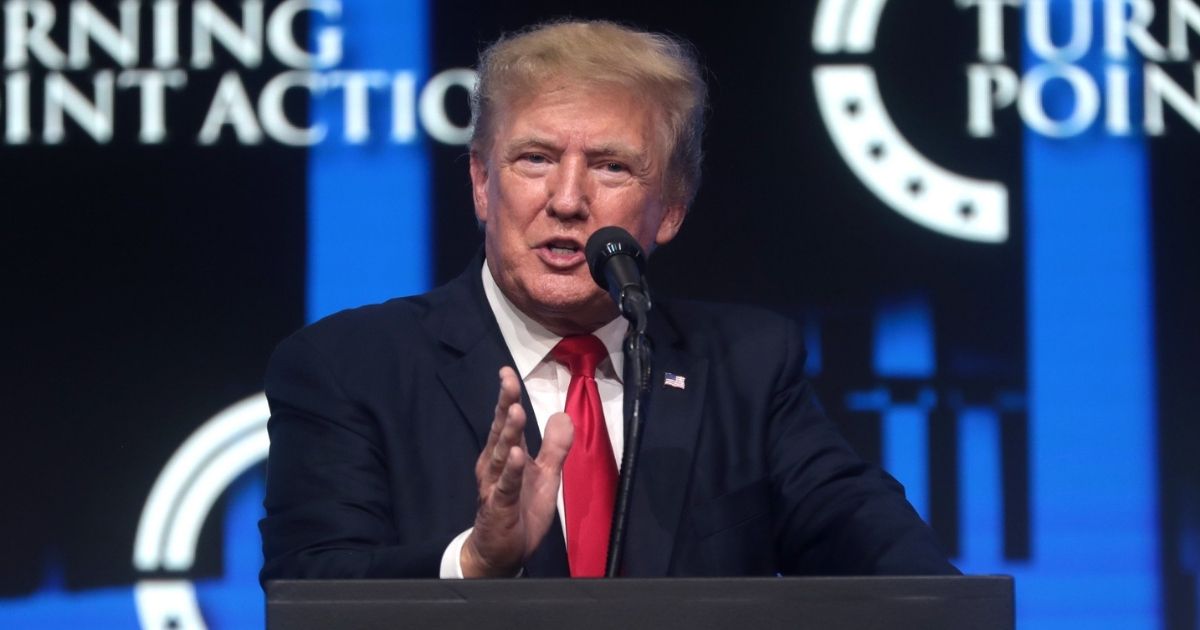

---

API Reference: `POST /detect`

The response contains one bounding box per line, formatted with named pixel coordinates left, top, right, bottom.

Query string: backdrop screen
left=1, top=1, right=1197, bottom=628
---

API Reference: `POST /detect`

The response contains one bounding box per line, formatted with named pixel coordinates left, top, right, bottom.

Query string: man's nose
left=546, top=158, right=589, bottom=219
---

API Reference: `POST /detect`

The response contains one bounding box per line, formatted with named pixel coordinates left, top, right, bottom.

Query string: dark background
left=0, top=1, right=1195, bottom=627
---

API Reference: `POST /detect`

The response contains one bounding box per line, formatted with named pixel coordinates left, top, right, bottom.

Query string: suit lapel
left=432, top=259, right=544, bottom=454
left=622, top=309, right=707, bottom=576
left=430, top=258, right=567, bottom=576
left=435, top=327, right=544, bottom=454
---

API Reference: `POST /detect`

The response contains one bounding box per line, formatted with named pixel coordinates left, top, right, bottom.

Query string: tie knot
left=551, top=334, right=609, bottom=378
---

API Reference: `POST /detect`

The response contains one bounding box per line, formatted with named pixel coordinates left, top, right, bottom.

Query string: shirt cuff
left=439, top=527, right=526, bottom=578
left=440, top=528, right=473, bottom=579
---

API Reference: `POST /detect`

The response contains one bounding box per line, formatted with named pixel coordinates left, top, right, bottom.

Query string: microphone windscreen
left=585, top=226, right=645, bottom=290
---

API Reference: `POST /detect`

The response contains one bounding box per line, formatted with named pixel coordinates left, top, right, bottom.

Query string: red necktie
left=552, top=334, right=618, bottom=577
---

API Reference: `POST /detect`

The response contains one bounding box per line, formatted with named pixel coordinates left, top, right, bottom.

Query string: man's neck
left=480, top=262, right=627, bottom=379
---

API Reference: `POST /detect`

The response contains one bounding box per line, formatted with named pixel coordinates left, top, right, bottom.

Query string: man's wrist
left=459, top=534, right=485, bottom=578
left=459, top=531, right=523, bottom=578
left=459, top=532, right=495, bottom=578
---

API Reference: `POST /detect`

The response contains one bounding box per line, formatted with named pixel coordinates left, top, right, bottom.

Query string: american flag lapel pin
left=663, top=372, right=686, bottom=390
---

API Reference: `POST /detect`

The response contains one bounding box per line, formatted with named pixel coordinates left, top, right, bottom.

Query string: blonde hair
left=470, top=20, right=707, bottom=206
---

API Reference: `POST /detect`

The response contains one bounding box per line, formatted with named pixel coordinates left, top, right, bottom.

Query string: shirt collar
left=481, top=262, right=626, bottom=381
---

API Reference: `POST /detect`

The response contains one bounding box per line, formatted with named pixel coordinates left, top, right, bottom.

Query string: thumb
left=536, top=412, right=574, bottom=471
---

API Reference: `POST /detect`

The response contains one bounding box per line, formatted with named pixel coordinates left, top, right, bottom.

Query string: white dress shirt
left=438, top=263, right=628, bottom=577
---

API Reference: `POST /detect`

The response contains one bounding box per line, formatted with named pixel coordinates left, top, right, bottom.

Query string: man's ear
left=469, top=151, right=489, bottom=223
left=654, top=202, right=687, bottom=246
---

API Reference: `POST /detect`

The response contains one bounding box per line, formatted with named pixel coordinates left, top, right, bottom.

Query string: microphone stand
left=605, top=292, right=652, bottom=578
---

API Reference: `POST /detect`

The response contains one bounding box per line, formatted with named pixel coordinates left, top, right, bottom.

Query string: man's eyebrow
left=590, top=142, right=643, bottom=160
left=502, top=137, right=648, bottom=167
left=503, top=136, right=560, bottom=153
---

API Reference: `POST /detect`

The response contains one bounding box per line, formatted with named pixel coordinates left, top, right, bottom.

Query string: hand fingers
left=479, top=367, right=523, bottom=478
left=488, top=368, right=522, bottom=439
left=497, top=366, right=522, bottom=412
left=522, top=414, right=573, bottom=549
left=487, top=402, right=526, bottom=481
left=493, top=446, right=526, bottom=508
left=535, top=412, right=574, bottom=472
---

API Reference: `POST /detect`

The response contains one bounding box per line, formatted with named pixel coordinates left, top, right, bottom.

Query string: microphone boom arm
left=605, top=304, right=651, bottom=578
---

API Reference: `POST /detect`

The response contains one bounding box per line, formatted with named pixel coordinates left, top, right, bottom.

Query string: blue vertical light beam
left=307, top=0, right=432, bottom=322
left=1022, top=0, right=1159, bottom=626
left=874, top=297, right=934, bottom=521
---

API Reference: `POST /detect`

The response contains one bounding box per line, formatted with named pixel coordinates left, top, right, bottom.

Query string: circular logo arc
left=813, top=0, right=1009, bottom=243
left=132, top=393, right=270, bottom=630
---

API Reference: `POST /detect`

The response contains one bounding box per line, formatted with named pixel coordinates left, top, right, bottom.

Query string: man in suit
left=259, top=20, right=956, bottom=582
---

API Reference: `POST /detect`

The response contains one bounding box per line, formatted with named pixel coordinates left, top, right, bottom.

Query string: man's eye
left=522, top=154, right=548, bottom=164
left=602, top=162, right=627, bottom=173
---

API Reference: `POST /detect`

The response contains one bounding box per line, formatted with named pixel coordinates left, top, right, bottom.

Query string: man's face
left=470, top=83, right=686, bottom=335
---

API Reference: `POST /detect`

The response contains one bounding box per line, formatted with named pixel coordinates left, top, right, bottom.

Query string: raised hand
left=460, top=367, right=573, bottom=577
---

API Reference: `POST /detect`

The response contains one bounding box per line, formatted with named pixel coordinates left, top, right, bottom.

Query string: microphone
left=585, top=226, right=653, bottom=579
left=585, top=226, right=651, bottom=323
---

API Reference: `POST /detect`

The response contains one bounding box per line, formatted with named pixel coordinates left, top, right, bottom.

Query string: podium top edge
left=266, top=575, right=1014, bottom=603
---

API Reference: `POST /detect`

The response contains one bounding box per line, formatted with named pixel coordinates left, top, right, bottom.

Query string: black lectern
left=266, top=576, right=1013, bottom=630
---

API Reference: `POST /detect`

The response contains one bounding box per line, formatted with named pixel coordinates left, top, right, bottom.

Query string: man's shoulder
left=298, top=294, right=430, bottom=343
left=653, top=298, right=809, bottom=373
left=657, top=298, right=803, bottom=344
left=279, top=276, right=477, bottom=360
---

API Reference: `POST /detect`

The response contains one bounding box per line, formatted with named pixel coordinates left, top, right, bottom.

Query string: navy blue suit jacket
left=259, top=259, right=957, bottom=581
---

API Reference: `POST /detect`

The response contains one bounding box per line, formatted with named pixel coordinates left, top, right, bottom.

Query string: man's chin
left=522, top=290, right=618, bottom=333
left=522, top=278, right=598, bottom=308
left=529, top=293, right=607, bottom=316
